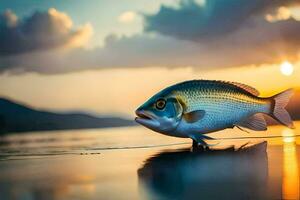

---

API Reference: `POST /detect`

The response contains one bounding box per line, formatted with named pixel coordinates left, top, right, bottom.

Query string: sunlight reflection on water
left=0, top=122, right=300, bottom=199
left=282, top=128, right=299, bottom=200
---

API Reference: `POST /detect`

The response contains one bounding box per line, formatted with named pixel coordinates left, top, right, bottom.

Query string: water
left=0, top=122, right=300, bottom=200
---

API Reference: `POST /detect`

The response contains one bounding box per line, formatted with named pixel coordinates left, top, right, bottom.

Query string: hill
left=0, top=98, right=135, bottom=134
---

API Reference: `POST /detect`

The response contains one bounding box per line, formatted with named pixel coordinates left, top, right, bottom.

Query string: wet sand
left=0, top=122, right=300, bottom=200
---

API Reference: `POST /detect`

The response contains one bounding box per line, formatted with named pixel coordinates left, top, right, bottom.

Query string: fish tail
left=269, top=88, right=295, bottom=129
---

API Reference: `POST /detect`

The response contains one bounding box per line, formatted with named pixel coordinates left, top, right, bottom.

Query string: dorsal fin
left=225, top=81, right=260, bottom=96
left=175, top=79, right=260, bottom=96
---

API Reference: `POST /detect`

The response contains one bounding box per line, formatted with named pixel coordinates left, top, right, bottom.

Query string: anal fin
left=235, top=113, right=267, bottom=131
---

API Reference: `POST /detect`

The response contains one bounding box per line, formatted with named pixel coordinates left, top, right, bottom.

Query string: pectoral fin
left=183, top=110, right=205, bottom=123
left=235, top=113, right=267, bottom=131
left=189, top=133, right=219, bottom=147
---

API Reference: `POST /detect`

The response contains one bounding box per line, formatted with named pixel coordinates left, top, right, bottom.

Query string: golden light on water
left=280, top=61, right=294, bottom=76
left=282, top=128, right=299, bottom=200
left=282, top=128, right=295, bottom=143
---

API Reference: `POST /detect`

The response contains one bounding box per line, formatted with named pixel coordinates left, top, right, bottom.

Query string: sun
left=280, top=61, right=294, bottom=76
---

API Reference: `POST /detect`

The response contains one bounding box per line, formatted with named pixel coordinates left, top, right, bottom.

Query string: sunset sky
left=0, top=0, right=300, bottom=118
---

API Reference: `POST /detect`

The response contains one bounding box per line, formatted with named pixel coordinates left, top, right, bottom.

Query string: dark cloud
left=1, top=1, right=300, bottom=74
left=144, top=0, right=297, bottom=40
left=0, top=9, right=92, bottom=55
left=2, top=20, right=300, bottom=75
left=0, top=34, right=197, bottom=74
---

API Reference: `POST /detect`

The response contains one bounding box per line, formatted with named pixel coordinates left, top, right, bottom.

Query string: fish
left=135, top=80, right=294, bottom=147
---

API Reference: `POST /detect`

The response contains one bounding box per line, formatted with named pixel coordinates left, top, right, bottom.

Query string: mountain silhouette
left=0, top=98, right=135, bottom=134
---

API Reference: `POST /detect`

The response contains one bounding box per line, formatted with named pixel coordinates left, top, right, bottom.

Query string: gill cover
left=169, top=97, right=184, bottom=121
left=157, top=97, right=184, bottom=132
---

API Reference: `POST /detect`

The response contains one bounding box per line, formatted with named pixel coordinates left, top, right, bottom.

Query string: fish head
left=135, top=92, right=183, bottom=133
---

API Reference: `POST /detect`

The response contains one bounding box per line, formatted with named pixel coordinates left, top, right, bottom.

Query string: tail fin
left=270, top=89, right=295, bottom=129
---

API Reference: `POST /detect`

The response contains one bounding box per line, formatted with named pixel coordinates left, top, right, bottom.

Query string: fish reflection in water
left=138, top=142, right=268, bottom=200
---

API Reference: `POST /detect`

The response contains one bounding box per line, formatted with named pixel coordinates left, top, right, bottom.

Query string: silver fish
left=135, top=80, right=294, bottom=147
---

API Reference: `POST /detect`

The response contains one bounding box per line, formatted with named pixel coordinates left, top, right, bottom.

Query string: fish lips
left=135, top=110, right=160, bottom=128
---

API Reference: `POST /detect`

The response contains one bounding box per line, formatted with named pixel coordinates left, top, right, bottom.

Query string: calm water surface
left=0, top=122, right=300, bottom=200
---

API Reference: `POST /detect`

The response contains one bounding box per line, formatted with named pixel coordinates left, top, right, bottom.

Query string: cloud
left=265, top=5, right=300, bottom=22
left=2, top=26, right=299, bottom=75
left=1, top=1, right=300, bottom=74
left=143, top=0, right=298, bottom=40
left=118, top=11, right=138, bottom=23
left=0, top=8, right=93, bottom=56
left=0, top=34, right=194, bottom=74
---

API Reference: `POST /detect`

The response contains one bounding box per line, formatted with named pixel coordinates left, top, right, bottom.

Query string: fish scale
left=167, top=80, right=271, bottom=134
left=175, top=86, right=268, bottom=114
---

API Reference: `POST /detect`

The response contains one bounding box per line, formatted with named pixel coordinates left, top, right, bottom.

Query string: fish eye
left=155, top=99, right=166, bottom=110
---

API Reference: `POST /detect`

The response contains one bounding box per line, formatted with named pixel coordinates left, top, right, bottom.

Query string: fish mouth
left=135, top=109, right=160, bottom=129
left=135, top=110, right=160, bottom=128
left=135, top=110, right=153, bottom=121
